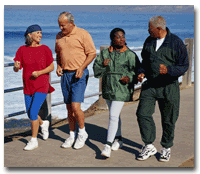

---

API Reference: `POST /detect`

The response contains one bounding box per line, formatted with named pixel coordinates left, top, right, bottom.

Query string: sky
left=4, top=5, right=194, bottom=13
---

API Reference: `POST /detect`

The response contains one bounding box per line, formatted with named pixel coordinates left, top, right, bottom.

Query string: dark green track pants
left=136, top=80, right=180, bottom=148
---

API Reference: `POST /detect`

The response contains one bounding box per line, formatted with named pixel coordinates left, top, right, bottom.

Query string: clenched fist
left=120, top=76, right=130, bottom=84
left=13, top=61, right=20, bottom=72
left=31, top=71, right=41, bottom=78
left=159, top=64, right=168, bottom=74
left=137, top=73, right=145, bottom=82
left=103, top=59, right=111, bottom=66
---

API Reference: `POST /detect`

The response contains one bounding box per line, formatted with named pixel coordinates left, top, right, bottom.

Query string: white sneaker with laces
left=23, top=140, right=38, bottom=151
left=74, top=132, right=88, bottom=149
left=41, top=120, right=49, bottom=140
left=111, top=139, right=123, bottom=151
left=137, top=144, right=157, bottom=161
left=101, top=144, right=111, bottom=158
left=61, top=137, right=75, bottom=148
left=159, top=147, right=171, bottom=162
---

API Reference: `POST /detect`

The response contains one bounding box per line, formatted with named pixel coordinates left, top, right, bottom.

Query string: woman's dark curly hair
left=110, top=28, right=126, bottom=46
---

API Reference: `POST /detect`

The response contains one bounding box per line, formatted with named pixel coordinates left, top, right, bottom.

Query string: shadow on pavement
left=52, top=122, right=142, bottom=159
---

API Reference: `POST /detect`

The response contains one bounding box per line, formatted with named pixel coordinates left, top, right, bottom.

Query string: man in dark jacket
left=136, top=16, right=189, bottom=162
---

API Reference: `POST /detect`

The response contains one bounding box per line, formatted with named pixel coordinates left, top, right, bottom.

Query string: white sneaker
left=23, top=140, right=38, bottom=151
left=74, top=132, right=88, bottom=149
left=137, top=144, right=157, bottom=161
left=159, top=147, right=171, bottom=162
left=101, top=144, right=111, bottom=158
left=61, top=137, right=75, bottom=148
left=111, top=139, right=123, bottom=151
left=41, top=120, right=49, bottom=140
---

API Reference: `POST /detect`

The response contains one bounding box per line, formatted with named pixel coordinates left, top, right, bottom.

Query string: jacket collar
left=151, top=27, right=171, bottom=43
left=109, top=45, right=128, bottom=53
left=163, top=27, right=171, bottom=43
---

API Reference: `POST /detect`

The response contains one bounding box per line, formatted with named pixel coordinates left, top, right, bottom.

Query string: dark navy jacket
left=140, top=27, right=189, bottom=86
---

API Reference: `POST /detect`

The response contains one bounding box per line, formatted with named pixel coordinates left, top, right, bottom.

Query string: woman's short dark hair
left=110, top=28, right=125, bottom=40
left=110, top=28, right=126, bottom=46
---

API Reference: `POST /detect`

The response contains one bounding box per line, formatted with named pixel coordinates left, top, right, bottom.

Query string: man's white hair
left=58, top=12, right=74, bottom=24
left=149, top=16, right=166, bottom=30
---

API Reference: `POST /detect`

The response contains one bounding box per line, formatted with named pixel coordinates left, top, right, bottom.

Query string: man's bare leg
left=67, top=104, right=76, bottom=131
left=71, top=102, right=85, bottom=129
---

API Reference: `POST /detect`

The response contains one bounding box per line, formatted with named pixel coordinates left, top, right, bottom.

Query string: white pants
left=106, top=100, right=125, bottom=143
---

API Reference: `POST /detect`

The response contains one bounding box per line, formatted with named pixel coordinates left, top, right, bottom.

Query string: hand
left=120, top=76, right=130, bottom=84
left=14, top=61, right=20, bottom=68
left=31, top=71, right=40, bottom=78
left=56, top=67, right=63, bottom=77
left=159, top=64, right=167, bottom=74
left=75, top=67, right=84, bottom=78
left=137, top=73, right=145, bottom=82
left=103, top=59, right=111, bottom=66
left=14, top=61, right=20, bottom=71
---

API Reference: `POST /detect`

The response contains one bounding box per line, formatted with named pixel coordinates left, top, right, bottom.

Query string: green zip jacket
left=93, top=46, right=141, bottom=102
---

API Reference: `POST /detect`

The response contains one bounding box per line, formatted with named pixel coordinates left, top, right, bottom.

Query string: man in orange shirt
left=55, top=12, right=96, bottom=150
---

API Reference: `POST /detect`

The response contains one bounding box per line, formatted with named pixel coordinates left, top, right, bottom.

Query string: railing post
left=38, top=73, right=52, bottom=127
left=182, top=38, right=193, bottom=87
left=98, top=45, right=109, bottom=110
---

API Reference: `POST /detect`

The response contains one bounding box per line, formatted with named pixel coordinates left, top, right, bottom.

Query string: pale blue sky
left=4, top=5, right=194, bottom=13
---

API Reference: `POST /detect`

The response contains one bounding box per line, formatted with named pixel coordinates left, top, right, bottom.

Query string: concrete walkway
left=4, top=86, right=194, bottom=167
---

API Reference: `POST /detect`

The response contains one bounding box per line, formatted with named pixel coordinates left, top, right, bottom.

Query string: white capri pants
left=106, top=100, right=125, bottom=143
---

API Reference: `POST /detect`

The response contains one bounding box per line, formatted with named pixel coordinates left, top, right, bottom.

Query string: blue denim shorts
left=61, top=68, right=89, bottom=104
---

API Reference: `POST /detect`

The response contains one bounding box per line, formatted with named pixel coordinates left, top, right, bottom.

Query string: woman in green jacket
left=93, top=28, right=141, bottom=157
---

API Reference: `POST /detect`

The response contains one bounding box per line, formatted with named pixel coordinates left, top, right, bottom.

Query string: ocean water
left=4, top=8, right=194, bottom=120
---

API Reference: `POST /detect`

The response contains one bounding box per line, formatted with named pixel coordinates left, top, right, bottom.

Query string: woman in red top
left=13, top=25, right=55, bottom=151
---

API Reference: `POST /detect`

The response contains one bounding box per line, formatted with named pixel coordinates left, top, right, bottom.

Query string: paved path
left=4, top=86, right=194, bottom=167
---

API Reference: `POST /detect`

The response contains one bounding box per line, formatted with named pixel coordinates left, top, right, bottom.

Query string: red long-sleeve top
left=14, top=45, right=55, bottom=95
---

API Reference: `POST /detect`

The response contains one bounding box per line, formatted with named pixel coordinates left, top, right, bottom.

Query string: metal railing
left=4, top=58, right=103, bottom=119
left=4, top=39, right=194, bottom=120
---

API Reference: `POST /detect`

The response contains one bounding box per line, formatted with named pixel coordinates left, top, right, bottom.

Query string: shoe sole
left=159, top=158, right=170, bottom=162
left=23, top=146, right=38, bottom=151
left=61, top=146, right=72, bottom=149
left=137, top=148, right=157, bottom=161
left=61, top=143, right=74, bottom=149
left=101, top=153, right=110, bottom=158
left=61, top=141, right=74, bottom=149
left=74, top=145, right=84, bottom=150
